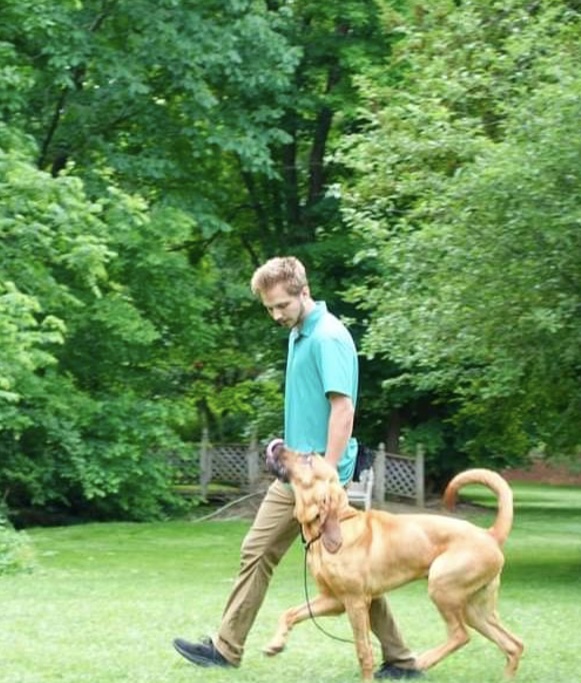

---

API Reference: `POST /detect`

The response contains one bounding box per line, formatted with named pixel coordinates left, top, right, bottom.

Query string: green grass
left=1, top=483, right=580, bottom=682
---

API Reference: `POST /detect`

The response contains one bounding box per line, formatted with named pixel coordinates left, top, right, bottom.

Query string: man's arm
left=325, top=392, right=355, bottom=468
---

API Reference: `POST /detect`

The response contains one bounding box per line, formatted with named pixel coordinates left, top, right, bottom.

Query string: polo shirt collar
left=294, top=300, right=327, bottom=338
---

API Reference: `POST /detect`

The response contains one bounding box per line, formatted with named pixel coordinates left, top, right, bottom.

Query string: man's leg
left=370, top=597, right=423, bottom=679
left=174, top=479, right=298, bottom=667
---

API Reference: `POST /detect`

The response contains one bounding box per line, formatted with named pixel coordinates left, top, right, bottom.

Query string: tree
left=2, top=0, right=297, bottom=205
left=211, top=1, right=413, bottom=454
left=0, top=0, right=300, bottom=519
left=0, top=130, right=212, bottom=519
left=342, top=0, right=581, bottom=472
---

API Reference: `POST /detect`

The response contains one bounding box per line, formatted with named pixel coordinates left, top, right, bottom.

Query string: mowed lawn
left=1, top=481, right=580, bottom=683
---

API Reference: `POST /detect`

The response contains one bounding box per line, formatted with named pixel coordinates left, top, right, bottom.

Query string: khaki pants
left=215, top=479, right=415, bottom=668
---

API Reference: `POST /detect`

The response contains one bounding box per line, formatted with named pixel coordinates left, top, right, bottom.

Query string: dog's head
left=265, top=440, right=346, bottom=553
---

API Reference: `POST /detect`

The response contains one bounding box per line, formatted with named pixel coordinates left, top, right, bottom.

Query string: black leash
left=302, top=536, right=355, bottom=644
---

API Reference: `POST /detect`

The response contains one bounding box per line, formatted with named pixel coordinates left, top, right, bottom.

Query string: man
left=173, top=256, right=422, bottom=680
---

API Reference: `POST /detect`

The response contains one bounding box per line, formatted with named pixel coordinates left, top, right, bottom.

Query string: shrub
left=0, top=514, right=35, bottom=575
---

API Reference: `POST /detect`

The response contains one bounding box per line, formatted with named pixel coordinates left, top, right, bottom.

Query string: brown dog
left=264, top=443, right=523, bottom=680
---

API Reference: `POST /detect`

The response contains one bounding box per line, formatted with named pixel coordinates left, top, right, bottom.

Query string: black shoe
left=374, top=662, right=424, bottom=680
left=173, top=637, right=234, bottom=668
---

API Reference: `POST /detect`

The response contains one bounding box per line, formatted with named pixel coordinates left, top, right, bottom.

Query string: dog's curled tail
left=443, top=468, right=514, bottom=546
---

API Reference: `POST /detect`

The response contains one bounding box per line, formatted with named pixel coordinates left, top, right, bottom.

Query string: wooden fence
left=372, top=442, right=425, bottom=507
left=191, top=433, right=425, bottom=507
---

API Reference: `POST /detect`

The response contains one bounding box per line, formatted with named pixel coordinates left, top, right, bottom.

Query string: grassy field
left=1, top=482, right=580, bottom=683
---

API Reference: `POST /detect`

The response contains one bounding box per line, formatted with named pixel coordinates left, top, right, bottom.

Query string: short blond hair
left=250, top=256, right=308, bottom=296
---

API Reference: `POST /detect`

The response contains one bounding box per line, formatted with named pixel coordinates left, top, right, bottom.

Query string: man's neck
left=296, top=297, right=317, bottom=330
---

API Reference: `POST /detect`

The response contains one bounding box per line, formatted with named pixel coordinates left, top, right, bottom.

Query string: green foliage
left=9, top=0, right=581, bottom=509
left=0, top=0, right=307, bottom=518
left=343, top=0, right=581, bottom=465
left=0, top=513, right=35, bottom=575
left=0, top=0, right=346, bottom=522
left=1, top=0, right=299, bottom=202
left=229, top=0, right=403, bottom=253
left=0, top=135, right=200, bottom=520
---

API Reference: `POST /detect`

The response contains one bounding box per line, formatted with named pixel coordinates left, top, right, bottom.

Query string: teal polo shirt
left=284, top=301, right=358, bottom=485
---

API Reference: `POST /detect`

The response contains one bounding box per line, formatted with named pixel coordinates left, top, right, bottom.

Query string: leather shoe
left=173, top=637, right=234, bottom=668
left=374, top=662, right=424, bottom=679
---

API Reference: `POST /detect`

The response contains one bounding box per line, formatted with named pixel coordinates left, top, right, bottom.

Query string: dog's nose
left=266, top=438, right=284, bottom=462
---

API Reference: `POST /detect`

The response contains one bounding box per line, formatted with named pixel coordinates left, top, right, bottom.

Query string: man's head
left=251, top=256, right=314, bottom=328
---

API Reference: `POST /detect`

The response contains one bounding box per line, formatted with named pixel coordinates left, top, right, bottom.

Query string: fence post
left=415, top=443, right=425, bottom=507
left=247, top=430, right=260, bottom=487
left=200, top=427, right=212, bottom=498
left=373, top=442, right=386, bottom=503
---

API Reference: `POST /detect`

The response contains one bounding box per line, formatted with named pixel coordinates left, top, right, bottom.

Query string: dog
left=264, top=442, right=523, bottom=680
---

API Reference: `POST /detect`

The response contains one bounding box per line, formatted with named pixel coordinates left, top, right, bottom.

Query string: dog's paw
left=262, top=641, right=286, bottom=657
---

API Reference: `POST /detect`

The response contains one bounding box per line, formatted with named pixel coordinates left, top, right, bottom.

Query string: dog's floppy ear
left=318, top=482, right=343, bottom=553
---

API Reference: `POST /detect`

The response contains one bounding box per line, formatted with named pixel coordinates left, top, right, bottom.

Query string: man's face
left=260, top=282, right=308, bottom=328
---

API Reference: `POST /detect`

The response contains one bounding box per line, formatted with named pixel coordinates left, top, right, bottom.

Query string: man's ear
left=319, top=484, right=343, bottom=553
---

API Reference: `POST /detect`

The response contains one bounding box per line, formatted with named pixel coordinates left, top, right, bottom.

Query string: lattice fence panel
left=189, top=439, right=424, bottom=505
left=209, top=445, right=253, bottom=484
left=372, top=446, right=425, bottom=506
left=383, top=456, right=418, bottom=498
left=168, top=450, right=200, bottom=486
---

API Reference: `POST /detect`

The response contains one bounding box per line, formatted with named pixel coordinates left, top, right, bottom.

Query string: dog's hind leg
left=264, top=593, right=344, bottom=656
left=415, top=565, right=472, bottom=670
left=465, top=579, right=524, bottom=677
left=415, top=599, right=470, bottom=670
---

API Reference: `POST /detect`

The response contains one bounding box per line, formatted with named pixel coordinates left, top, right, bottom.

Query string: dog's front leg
left=344, top=596, right=374, bottom=680
left=264, top=593, right=344, bottom=656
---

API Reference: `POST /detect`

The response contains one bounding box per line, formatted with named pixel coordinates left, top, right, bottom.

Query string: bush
left=0, top=514, right=35, bottom=575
